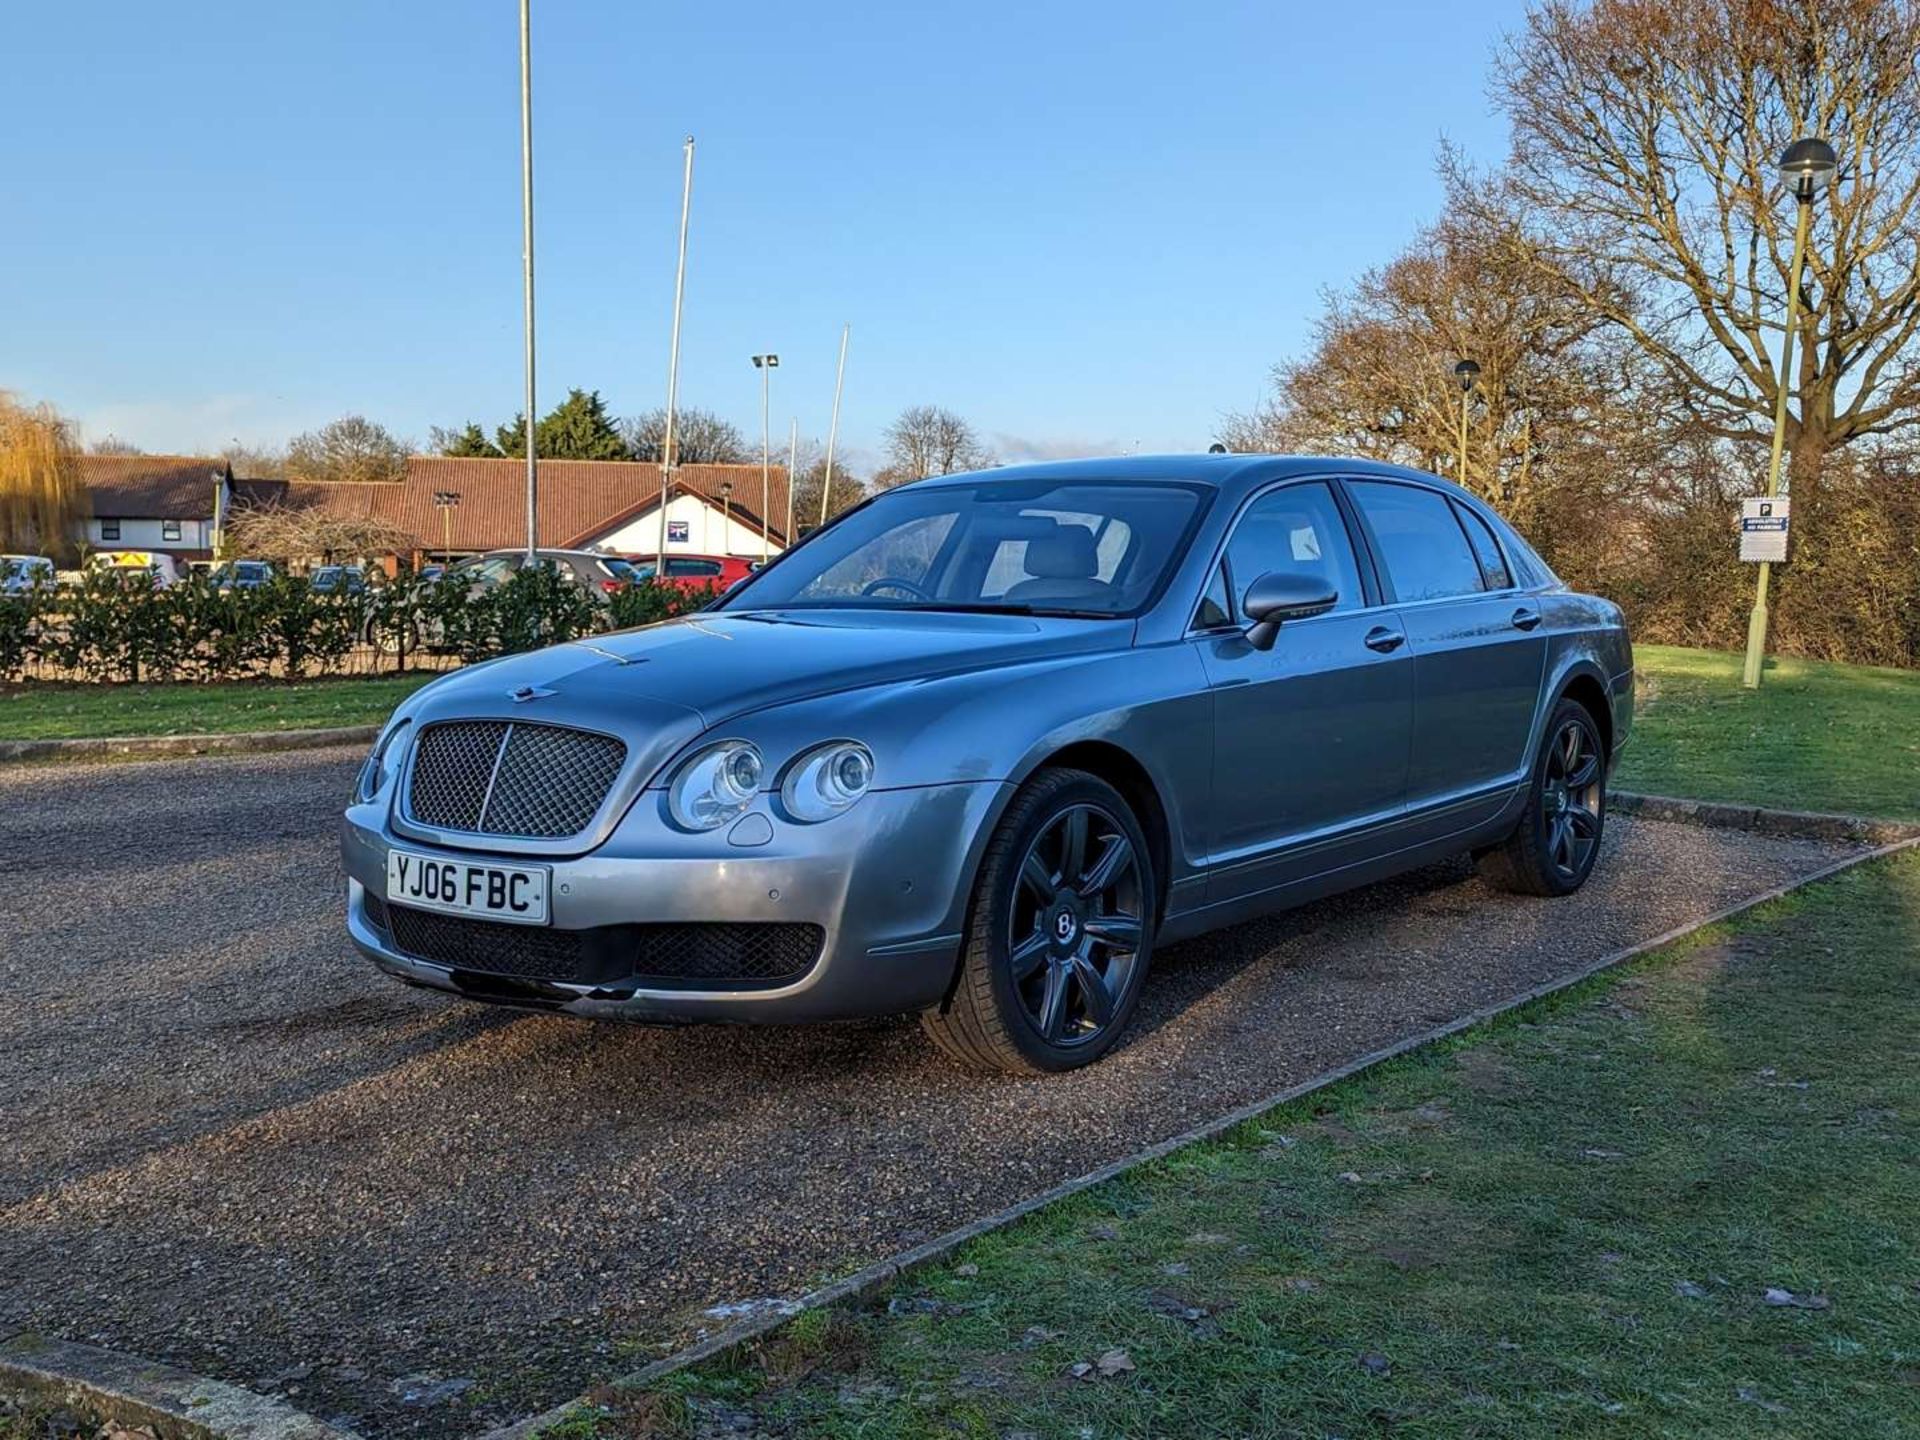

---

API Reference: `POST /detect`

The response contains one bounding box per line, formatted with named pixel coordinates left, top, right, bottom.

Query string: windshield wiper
left=896, top=602, right=1118, bottom=620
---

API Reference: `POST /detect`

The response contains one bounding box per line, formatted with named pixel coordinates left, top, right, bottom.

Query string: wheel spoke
left=1566, top=752, right=1601, bottom=790
left=1084, top=911, right=1143, bottom=952
left=1077, top=834, right=1133, bottom=898
left=1035, top=962, right=1068, bottom=1040
left=1019, top=850, right=1054, bottom=900
left=1549, top=814, right=1573, bottom=869
left=1009, top=929, right=1050, bottom=982
left=1567, top=806, right=1599, bottom=840
left=1560, top=725, right=1581, bottom=775
left=1070, top=955, right=1114, bottom=1028
left=1059, top=807, right=1089, bottom=886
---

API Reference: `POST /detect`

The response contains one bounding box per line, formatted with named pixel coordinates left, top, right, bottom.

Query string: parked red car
left=621, top=553, right=758, bottom=592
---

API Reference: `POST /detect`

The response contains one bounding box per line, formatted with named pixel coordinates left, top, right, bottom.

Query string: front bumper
left=341, top=780, right=1007, bottom=1022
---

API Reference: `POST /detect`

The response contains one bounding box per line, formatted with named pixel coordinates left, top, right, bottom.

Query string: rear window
left=1347, top=481, right=1485, bottom=603
left=1451, top=502, right=1513, bottom=589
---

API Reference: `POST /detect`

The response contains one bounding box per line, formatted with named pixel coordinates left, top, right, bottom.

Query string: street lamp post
left=720, top=480, right=733, bottom=550
left=1743, top=137, right=1838, bottom=690
left=1453, top=358, right=1480, bottom=490
left=751, top=354, right=779, bottom=561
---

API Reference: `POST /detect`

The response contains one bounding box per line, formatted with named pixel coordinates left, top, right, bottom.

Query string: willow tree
left=1491, top=0, right=1920, bottom=509
left=0, top=393, right=87, bottom=561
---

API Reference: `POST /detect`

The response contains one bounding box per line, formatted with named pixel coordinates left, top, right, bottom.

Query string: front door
left=1344, top=480, right=1546, bottom=816
left=1196, top=480, right=1414, bottom=902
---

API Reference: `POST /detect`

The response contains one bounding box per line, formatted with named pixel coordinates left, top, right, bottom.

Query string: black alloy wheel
left=1007, top=802, right=1146, bottom=1050
left=1478, top=697, right=1608, bottom=897
left=922, top=769, right=1157, bottom=1073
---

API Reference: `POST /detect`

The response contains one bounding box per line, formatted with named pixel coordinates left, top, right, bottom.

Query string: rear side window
left=667, top=558, right=723, bottom=577
left=1347, top=481, right=1485, bottom=603
left=1451, top=502, right=1513, bottom=589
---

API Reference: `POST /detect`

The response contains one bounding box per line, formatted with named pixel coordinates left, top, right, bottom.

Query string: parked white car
left=85, top=551, right=184, bottom=587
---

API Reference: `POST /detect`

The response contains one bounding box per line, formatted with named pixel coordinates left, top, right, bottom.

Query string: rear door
left=1343, top=480, right=1545, bottom=816
left=1196, top=479, right=1413, bottom=900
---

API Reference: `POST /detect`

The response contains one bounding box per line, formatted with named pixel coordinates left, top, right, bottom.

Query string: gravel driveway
left=0, top=750, right=1860, bottom=1438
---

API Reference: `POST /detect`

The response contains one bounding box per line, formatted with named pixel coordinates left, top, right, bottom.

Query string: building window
left=100, top=519, right=121, bottom=541
left=162, top=520, right=182, bottom=543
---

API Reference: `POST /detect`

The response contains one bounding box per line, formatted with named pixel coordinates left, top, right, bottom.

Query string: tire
left=1478, top=697, right=1608, bottom=897
left=921, top=769, right=1157, bottom=1074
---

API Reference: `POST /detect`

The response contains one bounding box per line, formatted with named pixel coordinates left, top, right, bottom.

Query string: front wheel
left=921, top=769, right=1156, bottom=1074
left=1478, top=698, right=1607, bottom=897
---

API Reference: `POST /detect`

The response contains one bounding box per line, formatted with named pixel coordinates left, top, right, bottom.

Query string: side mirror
left=1242, top=570, right=1338, bottom=651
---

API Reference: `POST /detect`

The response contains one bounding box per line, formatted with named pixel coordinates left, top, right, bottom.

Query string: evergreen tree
left=430, top=422, right=502, bottom=458
left=494, top=390, right=628, bottom=461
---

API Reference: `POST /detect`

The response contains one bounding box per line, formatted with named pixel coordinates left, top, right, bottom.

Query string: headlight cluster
left=667, top=738, right=875, bottom=830
left=354, top=719, right=411, bottom=803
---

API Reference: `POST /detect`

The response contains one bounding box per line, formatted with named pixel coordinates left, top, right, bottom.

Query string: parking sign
left=1739, top=497, right=1790, bottom=562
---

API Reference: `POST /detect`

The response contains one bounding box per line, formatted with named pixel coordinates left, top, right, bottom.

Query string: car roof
left=900, top=452, right=1479, bottom=504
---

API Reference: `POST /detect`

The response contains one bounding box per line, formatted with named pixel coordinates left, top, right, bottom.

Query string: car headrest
left=1024, top=528, right=1098, bottom=580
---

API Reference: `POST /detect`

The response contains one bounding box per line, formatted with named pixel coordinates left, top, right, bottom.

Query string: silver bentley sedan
left=343, top=454, right=1632, bottom=1073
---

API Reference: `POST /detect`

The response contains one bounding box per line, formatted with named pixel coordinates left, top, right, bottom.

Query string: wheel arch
left=1557, top=666, right=1613, bottom=759
left=1025, top=740, right=1174, bottom=928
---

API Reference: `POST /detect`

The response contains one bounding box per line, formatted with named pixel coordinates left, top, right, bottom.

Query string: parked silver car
left=343, top=455, right=1632, bottom=1072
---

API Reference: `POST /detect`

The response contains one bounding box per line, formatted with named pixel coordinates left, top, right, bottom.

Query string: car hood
left=412, top=609, right=1132, bottom=731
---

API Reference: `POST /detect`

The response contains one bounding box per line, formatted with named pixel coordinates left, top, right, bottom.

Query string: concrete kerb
left=0, top=726, right=379, bottom=764
left=483, top=820, right=1920, bottom=1440
left=0, top=1333, right=361, bottom=1440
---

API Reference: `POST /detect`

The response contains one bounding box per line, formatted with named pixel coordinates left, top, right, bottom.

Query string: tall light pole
left=751, top=354, right=779, bottom=562
left=654, top=137, right=696, bottom=571
left=518, top=0, right=538, bottom=560
left=1743, top=136, right=1838, bottom=691
left=719, top=479, right=733, bottom=549
left=1453, top=358, right=1480, bottom=491
left=433, top=490, right=462, bottom=561
left=818, top=323, right=850, bottom=529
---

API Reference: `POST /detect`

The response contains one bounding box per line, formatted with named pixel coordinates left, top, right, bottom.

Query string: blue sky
left=3, top=1, right=1526, bottom=470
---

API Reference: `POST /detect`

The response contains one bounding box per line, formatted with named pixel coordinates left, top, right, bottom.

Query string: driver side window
left=1221, top=481, right=1364, bottom=619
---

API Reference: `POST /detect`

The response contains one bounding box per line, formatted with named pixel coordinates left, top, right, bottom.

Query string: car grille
left=406, top=721, right=626, bottom=838
left=379, top=904, right=824, bottom=989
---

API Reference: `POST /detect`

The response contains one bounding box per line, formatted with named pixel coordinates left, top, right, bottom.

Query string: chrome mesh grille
left=408, top=721, right=507, bottom=831
left=407, top=721, right=626, bottom=838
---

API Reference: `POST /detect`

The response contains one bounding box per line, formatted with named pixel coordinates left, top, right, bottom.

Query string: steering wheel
left=860, top=577, right=932, bottom=601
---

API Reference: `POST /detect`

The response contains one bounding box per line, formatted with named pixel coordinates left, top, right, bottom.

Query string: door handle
left=1510, top=607, right=1543, bottom=631
left=1363, top=626, right=1405, bottom=654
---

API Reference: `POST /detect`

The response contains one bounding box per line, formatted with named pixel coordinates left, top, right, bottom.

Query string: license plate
left=386, top=849, right=550, bottom=925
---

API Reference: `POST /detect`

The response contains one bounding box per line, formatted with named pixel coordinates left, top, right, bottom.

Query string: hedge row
left=0, top=566, right=716, bottom=683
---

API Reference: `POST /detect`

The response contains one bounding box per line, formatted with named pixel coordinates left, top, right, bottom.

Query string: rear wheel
left=921, top=769, right=1155, bottom=1074
left=1478, top=698, right=1606, bottom=897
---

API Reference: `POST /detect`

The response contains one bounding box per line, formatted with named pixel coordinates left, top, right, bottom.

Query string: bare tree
left=1225, top=193, right=1638, bottom=525
left=1488, top=0, right=1920, bottom=507
left=226, top=504, right=417, bottom=565
left=873, top=405, right=994, bottom=489
left=285, top=416, right=409, bottom=484
left=87, top=436, right=144, bottom=456
left=624, top=407, right=749, bottom=465
left=790, top=446, right=866, bottom=532
left=219, top=441, right=286, bottom=479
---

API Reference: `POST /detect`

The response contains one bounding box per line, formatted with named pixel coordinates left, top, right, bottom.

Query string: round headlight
left=669, top=740, right=764, bottom=830
left=781, top=741, right=875, bottom=822
left=355, top=719, right=410, bottom=804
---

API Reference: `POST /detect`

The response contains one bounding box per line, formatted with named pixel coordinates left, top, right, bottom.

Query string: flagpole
left=655, top=136, right=695, bottom=571
left=519, top=0, right=538, bottom=559
left=818, top=323, right=849, bottom=529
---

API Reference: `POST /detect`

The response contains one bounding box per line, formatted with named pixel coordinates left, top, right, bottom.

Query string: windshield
left=720, top=480, right=1208, bottom=617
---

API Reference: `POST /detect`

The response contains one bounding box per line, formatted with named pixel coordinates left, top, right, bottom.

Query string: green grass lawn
left=0, top=673, right=438, bottom=741
left=585, top=847, right=1920, bottom=1439
left=1620, top=645, right=1920, bottom=822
